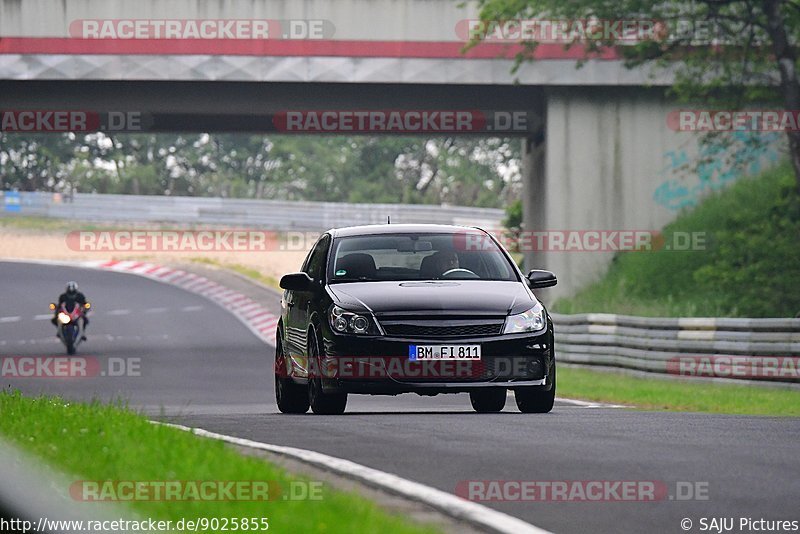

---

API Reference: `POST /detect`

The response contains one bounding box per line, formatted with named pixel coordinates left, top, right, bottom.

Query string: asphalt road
left=2, top=261, right=799, bottom=534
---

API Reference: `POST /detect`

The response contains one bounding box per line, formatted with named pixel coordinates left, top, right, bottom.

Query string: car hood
left=326, top=280, right=536, bottom=316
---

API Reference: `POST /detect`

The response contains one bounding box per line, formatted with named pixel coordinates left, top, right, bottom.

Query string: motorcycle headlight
left=329, top=305, right=374, bottom=335
left=503, top=303, right=547, bottom=334
left=57, top=312, right=71, bottom=324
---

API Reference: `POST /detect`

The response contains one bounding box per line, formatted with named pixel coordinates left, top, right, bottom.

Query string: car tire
left=515, top=364, right=556, bottom=413
left=469, top=388, right=507, bottom=413
left=309, top=378, right=347, bottom=415
left=274, top=337, right=309, bottom=414
left=307, top=336, right=347, bottom=415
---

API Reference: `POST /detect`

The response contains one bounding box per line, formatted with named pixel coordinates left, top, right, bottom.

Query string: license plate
left=408, top=345, right=481, bottom=361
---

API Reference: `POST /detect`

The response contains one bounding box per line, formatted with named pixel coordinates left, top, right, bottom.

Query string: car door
left=286, top=234, right=330, bottom=363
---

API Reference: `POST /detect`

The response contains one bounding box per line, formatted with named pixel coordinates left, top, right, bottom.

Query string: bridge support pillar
left=521, top=129, right=546, bottom=278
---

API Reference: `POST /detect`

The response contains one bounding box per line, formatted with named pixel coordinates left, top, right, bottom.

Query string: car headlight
left=503, top=303, right=546, bottom=334
left=329, top=305, right=373, bottom=335
left=57, top=312, right=71, bottom=324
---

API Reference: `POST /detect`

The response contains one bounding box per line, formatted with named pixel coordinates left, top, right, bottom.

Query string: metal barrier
left=0, top=192, right=504, bottom=231
left=552, top=313, right=800, bottom=384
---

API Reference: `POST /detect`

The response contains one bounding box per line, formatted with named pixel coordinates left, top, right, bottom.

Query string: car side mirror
left=526, top=270, right=557, bottom=289
left=280, top=272, right=314, bottom=291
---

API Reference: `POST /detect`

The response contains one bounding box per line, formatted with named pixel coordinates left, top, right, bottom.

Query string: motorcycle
left=49, top=301, right=91, bottom=355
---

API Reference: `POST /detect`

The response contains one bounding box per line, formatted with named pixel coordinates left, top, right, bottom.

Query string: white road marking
left=33, top=314, right=53, bottom=320
left=0, top=316, right=21, bottom=323
left=557, top=397, right=628, bottom=408
left=107, top=309, right=131, bottom=316
left=6, top=336, right=61, bottom=346
left=159, top=422, right=552, bottom=534
left=181, top=305, right=204, bottom=312
left=144, top=307, right=169, bottom=314
left=503, top=392, right=626, bottom=408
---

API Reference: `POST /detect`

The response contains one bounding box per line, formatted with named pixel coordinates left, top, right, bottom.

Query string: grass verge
left=0, top=215, right=102, bottom=232
left=0, top=391, right=437, bottom=534
left=553, top=163, right=800, bottom=317
left=190, top=257, right=281, bottom=290
left=558, top=366, right=800, bottom=416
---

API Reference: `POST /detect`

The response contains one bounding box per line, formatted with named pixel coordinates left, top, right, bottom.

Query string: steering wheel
left=442, top=268, right=479, bottom=279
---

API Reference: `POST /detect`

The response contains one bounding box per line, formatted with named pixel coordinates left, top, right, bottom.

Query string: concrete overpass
left=0, top=0, right=781, bottom=297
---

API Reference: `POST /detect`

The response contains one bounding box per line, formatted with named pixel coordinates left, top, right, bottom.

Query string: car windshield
left=328, top=232, right=518, bottom=283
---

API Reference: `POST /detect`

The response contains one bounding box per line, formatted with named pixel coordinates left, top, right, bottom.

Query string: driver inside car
left=434, top=250, right=459, bottom=273
left=420, top=250, right=460, bottom=279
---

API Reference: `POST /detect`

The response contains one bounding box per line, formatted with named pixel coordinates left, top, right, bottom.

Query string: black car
left=275, top=224, right=557, bottom=415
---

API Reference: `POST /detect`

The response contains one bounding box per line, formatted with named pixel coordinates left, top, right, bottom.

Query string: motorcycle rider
left=52, top=281, right=89, bottom=340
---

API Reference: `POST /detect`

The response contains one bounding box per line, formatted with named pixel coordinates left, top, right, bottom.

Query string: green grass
left=553, top=163, right=800, bottom=317
left=0, top=215, right=96, bottom=231
left=0, top=216, right=203, bottom=233
left=0, top=391, right=437, bottom=534
left=190, top=258, right=281, bottom=290
left=559, top=366, right=800, bottom=416
left=0, top=216, right=292, bottom=237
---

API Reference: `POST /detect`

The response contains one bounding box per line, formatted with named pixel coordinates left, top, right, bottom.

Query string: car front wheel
left=307, top=336, right=347, bottom=415
left=515, top=364, right=556, bottom=413
left=469, top=388, right=507, bottom=413
left=274, top=337, right=309, bottom=414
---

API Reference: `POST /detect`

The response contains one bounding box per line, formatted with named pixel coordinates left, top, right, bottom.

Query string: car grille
left=377, top=316, right=505, bottom=338
left=382, top=323, right=503, bottom=337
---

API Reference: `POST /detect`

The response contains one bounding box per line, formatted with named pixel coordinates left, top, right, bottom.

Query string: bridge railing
left=0, top=192, right=504, bottom=231
left=551, top=313, right=800, bottom=384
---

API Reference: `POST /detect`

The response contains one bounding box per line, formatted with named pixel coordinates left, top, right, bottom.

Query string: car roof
left=328, top=224, right=489, bottom=238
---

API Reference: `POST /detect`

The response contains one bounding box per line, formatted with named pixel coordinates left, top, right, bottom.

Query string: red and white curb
left=83, top=260, right=279, bottom=345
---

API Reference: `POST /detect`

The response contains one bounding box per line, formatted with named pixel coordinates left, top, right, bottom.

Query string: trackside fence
left=551, top=313, right=800, bottom=385
left=0, top=192, right=504, bottom=231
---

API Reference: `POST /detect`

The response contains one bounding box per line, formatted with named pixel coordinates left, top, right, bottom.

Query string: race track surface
left=2, top=261, right=798, bottom=534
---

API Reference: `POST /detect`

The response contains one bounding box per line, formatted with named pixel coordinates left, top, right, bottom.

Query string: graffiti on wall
left=653, top=131, right=781, bottom=211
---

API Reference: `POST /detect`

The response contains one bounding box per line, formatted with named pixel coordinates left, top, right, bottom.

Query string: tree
left=0, top=132, right=521, bottom=208
left=470, top=0, right=800, bottom=193
left=0, top=133, right=77, bottom=191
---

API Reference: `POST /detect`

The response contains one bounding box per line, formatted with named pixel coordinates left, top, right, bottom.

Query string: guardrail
left=551, top=313, right=800, bottom=384
left=0, top=192, right=504, bottom=231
